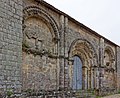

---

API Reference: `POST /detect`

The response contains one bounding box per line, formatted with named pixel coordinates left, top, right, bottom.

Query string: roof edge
left=35, top=0, right=119, bottom=47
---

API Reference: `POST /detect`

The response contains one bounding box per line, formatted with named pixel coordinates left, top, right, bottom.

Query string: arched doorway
left=68, top=39, right=98, bottom=90
left=72, top=56, right=82, bottom=90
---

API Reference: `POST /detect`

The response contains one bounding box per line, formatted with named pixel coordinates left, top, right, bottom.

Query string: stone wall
left=0, top=0, right=23, bottom=93
left=22, top=0, right=60, bottom=91
left=0, top=0, right=119, bottom=96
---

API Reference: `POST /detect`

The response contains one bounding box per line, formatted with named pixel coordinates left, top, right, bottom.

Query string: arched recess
left=22, top=6, right=59, bottom=91
left=23, top=6, right=59, bottom=41
left=68, top=39, right=98, bottom=90
left=104, top=46, right=116, bottom=89
left=104, top=46, right=115, bottom=68
left=68, top=38, right=98, bottom=65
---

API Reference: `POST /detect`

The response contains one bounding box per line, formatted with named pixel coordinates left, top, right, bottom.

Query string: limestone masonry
left=0, top=0, right=120, bottom=96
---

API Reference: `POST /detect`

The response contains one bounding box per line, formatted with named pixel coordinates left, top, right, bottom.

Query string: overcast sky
left=45, top=0, right=120, bottom=45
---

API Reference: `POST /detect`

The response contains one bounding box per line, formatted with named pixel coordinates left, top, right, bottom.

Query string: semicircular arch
left=23, top=6, right=59, bottom=41
left=68, top=38, right=98, bottom=66
left=105, top=46, right=115, bottom=59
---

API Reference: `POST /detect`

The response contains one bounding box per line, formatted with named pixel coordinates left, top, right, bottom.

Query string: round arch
left=68, top=39, right=98, bottom=90
left=68, top=38, right=98, bottom=66
left=105, top=46, right=115, bottom=60
left=22, top=6, right=59, bottom=91
left=104, top=46, right=116, bottom=89
left=104, top=46, right=115, bottom=67
left=23, top=6, right=59, bottom=42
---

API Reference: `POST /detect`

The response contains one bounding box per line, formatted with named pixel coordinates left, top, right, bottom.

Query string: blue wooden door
left=72, top=56, right=82, bottom=90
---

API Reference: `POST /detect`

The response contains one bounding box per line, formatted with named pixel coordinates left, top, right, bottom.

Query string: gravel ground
left=102, top=94, right=120, bottom=98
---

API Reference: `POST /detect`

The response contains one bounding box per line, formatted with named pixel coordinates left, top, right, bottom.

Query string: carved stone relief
left=22, top=15, right=58, bottom=90
left=23, top=17, right=55, bottom=53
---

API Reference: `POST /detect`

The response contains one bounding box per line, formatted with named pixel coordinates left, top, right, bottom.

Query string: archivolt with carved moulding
left=69, top=38, right=98, bottom=67
left=23, top=6, right=60, bottom=57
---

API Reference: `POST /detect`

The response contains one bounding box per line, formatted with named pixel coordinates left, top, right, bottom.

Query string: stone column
left=59, top=16, right=69, bottom=90
left=91, top=68, right=94, bottom=89
left=59, top=15, right=65, bottom=89
left=64, top=17, right=69, bottom=89
left=88, top=69, right=91, bottom=89
left=93, top=68, right=96, bottom=89
left=99, top=38, right=105, bottom=90
left=100, top=38, right=104, bottom=67
left=59, top=15, right=69, bottom=90
left=117, top=46, right=120, bottom=90
left=84, top=68, right=88, bottom=90
left=82, top=67, right=85, bottom=90
left=94, top=67, right=99, bottom=89
left=68, top=58, right=74, bottom=89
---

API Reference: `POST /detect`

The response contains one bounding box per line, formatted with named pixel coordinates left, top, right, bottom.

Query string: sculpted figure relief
left=22, top=17, right=57, bottom=91
left=23, top=25, right=44, bottom=50
left=23, top=17, right=56, bottom=55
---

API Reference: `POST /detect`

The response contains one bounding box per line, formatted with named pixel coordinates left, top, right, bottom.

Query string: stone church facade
left=0, top=0, right=120, bottom=96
